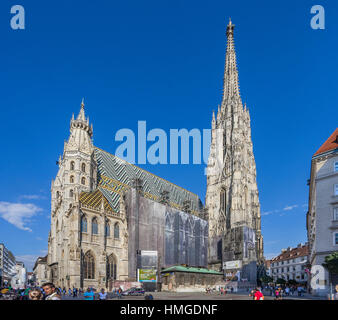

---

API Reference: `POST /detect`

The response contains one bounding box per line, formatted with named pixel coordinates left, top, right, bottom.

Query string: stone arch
left=107, top=253, right=117, bottom=281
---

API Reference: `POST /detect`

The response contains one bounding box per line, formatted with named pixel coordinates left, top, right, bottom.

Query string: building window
left=105, top=222, right=110, bottom=237
left=334, top=208, right=338, bottom=221
left=114, top=223, right=119, bottom=239
left=81, top=177, right=86, bottom=185
left=335, top=184, right=338, bottom=196
left=92, top=218, right=98, bottom=235
left=334, top=161, right=338, bottom=172
left=81, top=216, right=87, bottom=233
left=69, top=189, right=73, bottom=198
left=56, top=191, right=60, bottom=199
left=83, top=251, right=95, bottom=279
left=70, top=176, right=74, bottom=183
left=82, top=163, right=86, bottom=173
left=335, top=233, right=338, bottom=245
left=107, top=254, right=117, bottom=280
left=70, top=161, right=75, bottom=171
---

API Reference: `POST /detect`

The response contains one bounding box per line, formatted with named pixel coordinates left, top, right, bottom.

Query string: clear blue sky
left=0, top=0, right=337, bottom=271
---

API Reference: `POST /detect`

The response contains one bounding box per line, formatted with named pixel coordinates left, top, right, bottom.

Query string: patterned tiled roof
left=79, top=189, right=114, bottom=212
left=313, top=128, right=338, bottom=156
left=94, top=147, right=203, bottom=215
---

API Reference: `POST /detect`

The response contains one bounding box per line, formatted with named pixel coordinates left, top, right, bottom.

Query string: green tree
left=276, top=278, right=286, bottom=285
left=260, top=275, right=273, bottom=284
left=322, top=252, right=338, bottom=274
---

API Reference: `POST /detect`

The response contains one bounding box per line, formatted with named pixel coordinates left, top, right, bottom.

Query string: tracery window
left=81, top=216, right=87, bottom=233
left=92, top=218, right=98, bottom=235
left=70, top=175, right=74, bottom=183
left=81, top=177, right=86, bottom=185
left=107, top=254, right=117, bottom=280
left=82, top=163, right=86, bottom=173
left=105, top=222, right=110, bottom=237
left=114, top=223, right=119, bottom=239
left=83, top=251, right=95, bottom=279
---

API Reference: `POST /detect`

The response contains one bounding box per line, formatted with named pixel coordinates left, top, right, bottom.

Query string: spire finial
left=81, top=98, right=85, bottom=109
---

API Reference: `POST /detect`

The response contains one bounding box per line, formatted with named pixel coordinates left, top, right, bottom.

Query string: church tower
left=49, top=100, right=97, bottom=273
left=206, top=20, right=263, bottom=279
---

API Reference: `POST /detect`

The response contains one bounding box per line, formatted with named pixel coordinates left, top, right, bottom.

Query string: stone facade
left=307, top=128, right=338, bottom=296
left=33, top=256, right=48, bottom=286
left=47, top=101, right=129, bottom=290
left=205, top=20, right=263, bottom=279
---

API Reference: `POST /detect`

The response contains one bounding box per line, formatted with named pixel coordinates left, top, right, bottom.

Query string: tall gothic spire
left=222, top=18, right=240, bottom=102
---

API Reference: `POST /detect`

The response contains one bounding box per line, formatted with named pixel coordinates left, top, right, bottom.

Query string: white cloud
left=283, top=205, right=299, bottom=211
left=20, top=195, right=46, bottom=200
left=0, top=201, right=43, bottom=232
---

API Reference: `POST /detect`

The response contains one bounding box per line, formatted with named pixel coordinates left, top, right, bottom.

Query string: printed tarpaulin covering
left=94, top=147, right=203, bottom=214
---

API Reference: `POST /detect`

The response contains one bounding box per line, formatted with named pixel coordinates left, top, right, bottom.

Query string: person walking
left=99, top=288, right=107, bottom=300
left=117, top=287, right=123, bottom=299
left=83, top=287, right=95, bottom=300
left=254, top=287, right=264, bottom=300
left=42, top=283, right=62, bottom=300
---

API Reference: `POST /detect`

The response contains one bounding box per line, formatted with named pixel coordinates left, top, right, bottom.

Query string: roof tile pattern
left=313, top=128, right=338, bottom=156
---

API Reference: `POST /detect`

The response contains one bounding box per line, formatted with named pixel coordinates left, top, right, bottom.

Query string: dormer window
left=70, top=161, right=75, bottom=171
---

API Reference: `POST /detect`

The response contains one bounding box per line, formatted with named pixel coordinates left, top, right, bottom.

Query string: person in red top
left=254, top=287, right=264, bottom=300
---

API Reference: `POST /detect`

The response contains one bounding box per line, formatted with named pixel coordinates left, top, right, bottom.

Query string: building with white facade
left=270, top=243, right=309, bottom=284
left=307, top=128, right=338, bottom=296
left=11, top=262, right=26, bottom=289
left=0, top=243, right=16, bottom=286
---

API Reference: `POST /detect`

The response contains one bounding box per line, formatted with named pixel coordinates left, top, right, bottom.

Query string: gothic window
left=83, top=251, right=95, bottom=279
left=70, top=161, right=75, bottom=171
left=107, top=254, right=117, bottom=280
left=114, top=223, right=119, bottom=239
left=105, top=222, right=110, bottom=237
left=56, top=191, right=60, bottom=199
left=70, top=175, right=74, bottom=183
left=69, top=189, right=74, bottom=198
left=220, top=188, right=226, bottom=213
left=92, top=218, right=98, bottom=235
left=81, top=216, right=87, bottom=233
left=81, top=177, right=86, bottom=185
left=82, top=163, right=86, bottom=173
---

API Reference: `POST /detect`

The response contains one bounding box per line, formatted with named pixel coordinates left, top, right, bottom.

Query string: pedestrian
left=254, top=287, right=264, bottom=300
left=249, top=288, right=256, bottom=300
left=220, top=287, right=224, bottom=295
left=117, top=287, right=122, bottom=299
left=285, top=286, right=290, bottom=296
left=83, top=287, right=95, bottom=300
left=29, top=289, right=43, bottom=300
left=99, top=288, right=107, bottom=300
left=41, top=282, right=62, bottom=300
left=275, top=287, right=282, bottom=300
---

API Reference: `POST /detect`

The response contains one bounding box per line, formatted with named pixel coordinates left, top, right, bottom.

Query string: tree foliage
left=322, top=252, right=338, bottom=274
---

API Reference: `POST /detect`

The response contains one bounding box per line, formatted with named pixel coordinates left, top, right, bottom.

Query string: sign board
left=223, top=260, right=242, bottom=270
left=137, top=269, right=157, bottom=282
left=141, top=251, right=157, bottom=256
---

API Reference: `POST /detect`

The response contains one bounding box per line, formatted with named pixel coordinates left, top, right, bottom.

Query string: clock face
left=247, top=242, right=255, bottom=250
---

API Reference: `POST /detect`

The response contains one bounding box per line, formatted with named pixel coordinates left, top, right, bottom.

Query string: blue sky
left=0, top=0, right=337, bottom=271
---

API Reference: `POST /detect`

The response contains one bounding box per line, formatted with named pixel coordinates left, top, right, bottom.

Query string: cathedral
left=46, top=19, right=263, bottom=290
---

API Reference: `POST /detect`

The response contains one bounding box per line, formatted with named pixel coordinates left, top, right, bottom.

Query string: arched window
left=81, top=216, right=87, bottom=233
left=107, top=254, right=117, bottom=280
left=70, top=161, right=75, bottom=171
left=69, top=189, right=74, bottom=198
left=114, top=223, right=119, bottom=239
left=81, top=163, right=86, bottom=173
left=56, top=191, right=60, bottom=199
left=105, top=222, right=110, bottom=237
left=70, top=176, right=74, bottom=183
left=92, top=218, right=98, bottom=235
left=81, top=177, right=86, bottom=185
left=83, top=251, right=95, bottom=279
